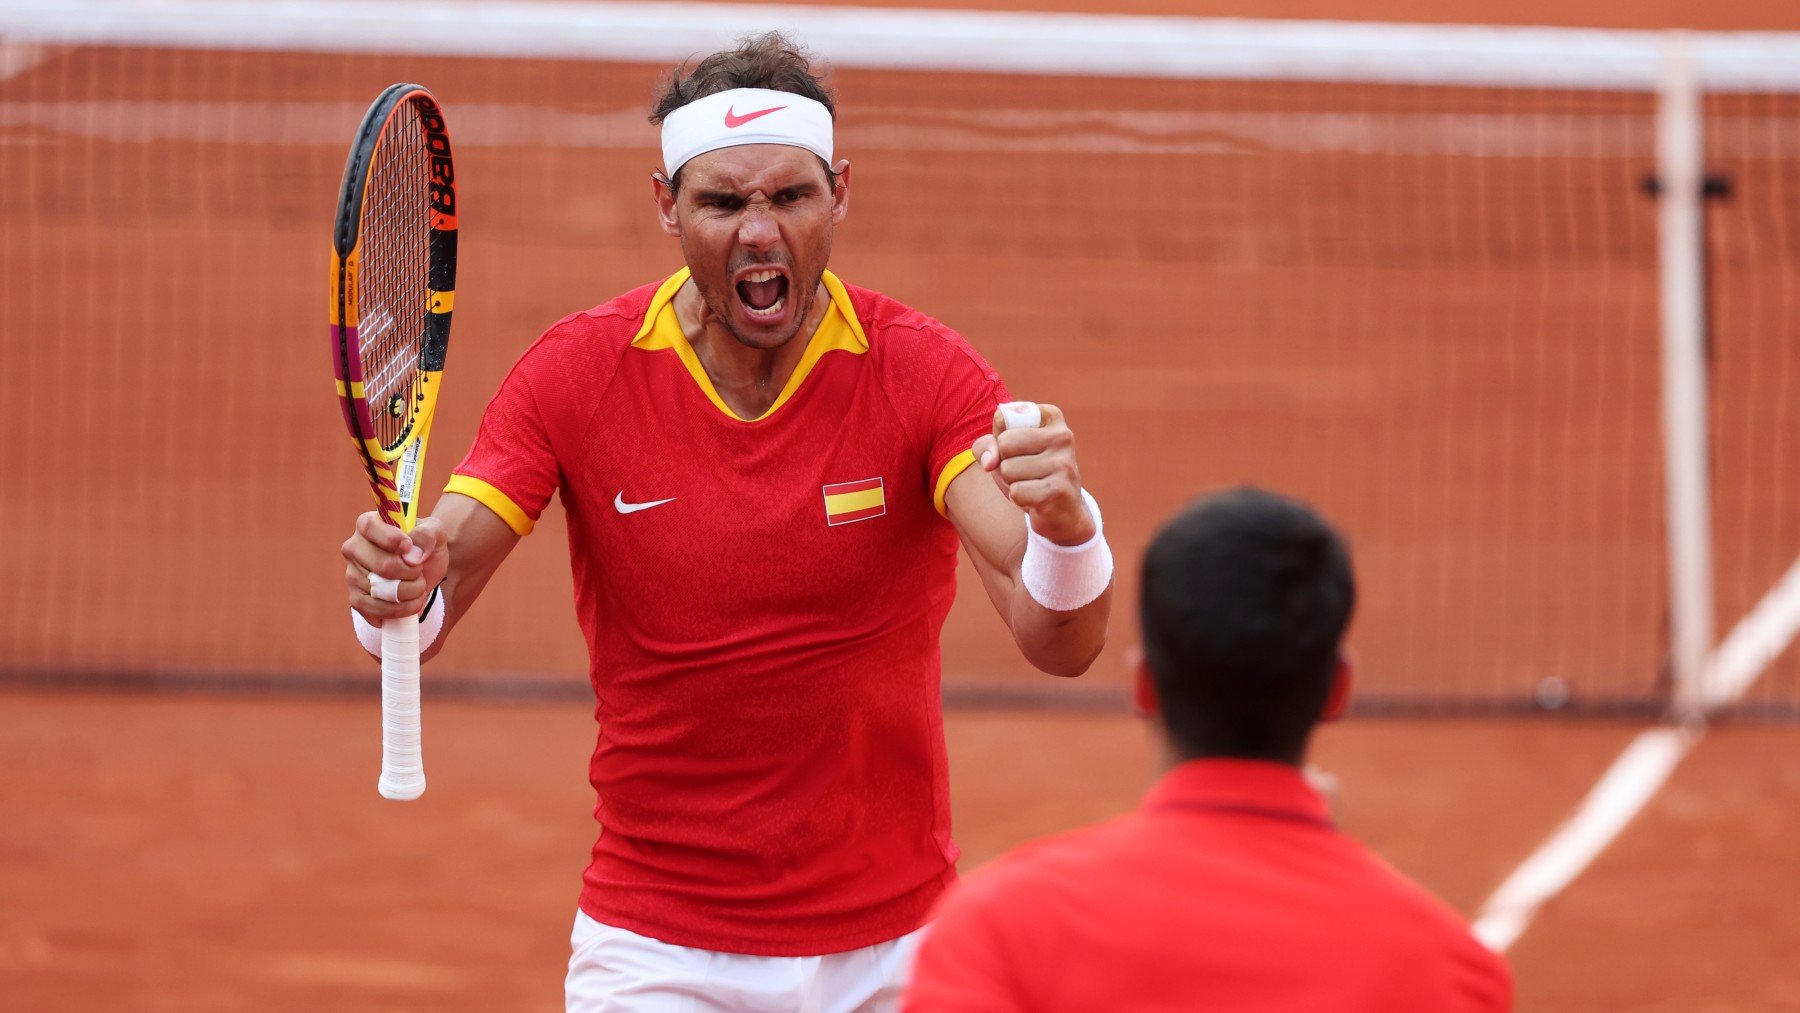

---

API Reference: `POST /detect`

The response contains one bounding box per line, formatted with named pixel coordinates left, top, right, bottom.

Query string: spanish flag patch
left=823, top=477, right=886, bottom=526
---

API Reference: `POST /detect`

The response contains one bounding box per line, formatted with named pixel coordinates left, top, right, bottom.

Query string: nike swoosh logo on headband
left=724, top=104, right=787, bottom=128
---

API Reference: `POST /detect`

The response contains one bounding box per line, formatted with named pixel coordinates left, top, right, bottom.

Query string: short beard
left=700, top=269, right=819, bottom=351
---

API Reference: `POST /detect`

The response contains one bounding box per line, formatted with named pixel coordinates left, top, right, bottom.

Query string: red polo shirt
left=906, top=759, right=1512, bottom=1012
left=447, top=270, right=1005, bottom=956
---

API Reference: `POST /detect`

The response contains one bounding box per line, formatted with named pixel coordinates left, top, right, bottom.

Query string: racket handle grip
left=378, top=612, right=426, bottom=800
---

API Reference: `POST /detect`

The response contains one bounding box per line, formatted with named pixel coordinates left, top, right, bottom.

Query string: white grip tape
left=378, top=611, right=425, bottom=800
left=369, top=574, right=401, bottom=602
left=348, top=587, right=445, bottom=802
left=351, top=587, right=446, bottom=658
left=999, top=400, right=1043, bottom=431
left=1021, top=488, right=1113, bottom=612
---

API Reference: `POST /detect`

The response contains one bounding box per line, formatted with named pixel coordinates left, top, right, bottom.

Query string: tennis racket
left=329, top=83, right=458, bottom=801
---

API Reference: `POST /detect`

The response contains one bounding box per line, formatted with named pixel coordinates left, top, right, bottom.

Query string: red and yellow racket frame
left=329, top=83, right=457, bottom=802
left=330, top=83, right=457, bottom=533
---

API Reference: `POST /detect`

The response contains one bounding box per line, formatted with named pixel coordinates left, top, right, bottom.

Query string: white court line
left=1700, top=553, right=1800, bottom=709
left=1471, top=549, right=1800, bottom=952
left=1470, top=723, right=1700, bottom=952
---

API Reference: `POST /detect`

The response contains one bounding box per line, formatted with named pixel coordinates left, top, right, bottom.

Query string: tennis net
left=3, top=2, right=1799, bottom=717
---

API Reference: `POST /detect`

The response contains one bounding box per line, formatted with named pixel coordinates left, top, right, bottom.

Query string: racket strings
left=358, top=98, right=434, bottom=451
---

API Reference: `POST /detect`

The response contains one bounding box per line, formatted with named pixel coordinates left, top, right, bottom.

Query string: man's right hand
left=342, top=512, right=449, bottom=624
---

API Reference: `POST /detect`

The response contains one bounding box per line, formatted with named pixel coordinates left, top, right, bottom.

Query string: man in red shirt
left=340, top=32, right=1114, bottom=1011
left=906, top=488, right=1513, bottom=1012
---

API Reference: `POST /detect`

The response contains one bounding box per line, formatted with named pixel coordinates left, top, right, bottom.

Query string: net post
left=1656, top=35, right=1715, bottom=720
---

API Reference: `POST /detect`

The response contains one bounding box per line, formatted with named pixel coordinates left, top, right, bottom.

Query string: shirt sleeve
left=927, top=341, right=1010, bottom=517
left=1463, top=934, right=1515, bottom=1012
left=445, top=355, right=559, bottom=537
left=902, top=887, right=1031, bottom=1013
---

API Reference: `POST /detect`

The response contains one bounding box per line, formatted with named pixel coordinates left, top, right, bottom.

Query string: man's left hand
left=970, top=402, right=1096, bottom=547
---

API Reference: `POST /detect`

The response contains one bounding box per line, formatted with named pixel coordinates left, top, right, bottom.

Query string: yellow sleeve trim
left=933, top=449, right=978, bottom=518
left=445, top=474, right=536, bottom=536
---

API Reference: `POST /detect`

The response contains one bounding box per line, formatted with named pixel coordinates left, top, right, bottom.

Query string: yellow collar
left=631, top=268, right=869, bottom=422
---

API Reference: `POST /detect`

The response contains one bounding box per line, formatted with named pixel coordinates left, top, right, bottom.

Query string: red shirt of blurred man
left=906, top=487, right=1512, bottom=1012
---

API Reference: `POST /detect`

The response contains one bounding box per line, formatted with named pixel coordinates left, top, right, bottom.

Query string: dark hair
left=1139, top=487, right=1355, bottom=764
left=649, top=31, right=839, bottom=194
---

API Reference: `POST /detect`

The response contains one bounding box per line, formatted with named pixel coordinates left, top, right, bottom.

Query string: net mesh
left=842, top=70, right=1667, bottom=711
left=0, top=30, right=1795, bottom=716
left=1705, top=88, right=1800, bottom=717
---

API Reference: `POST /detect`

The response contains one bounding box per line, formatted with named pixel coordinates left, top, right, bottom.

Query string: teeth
left=745, top=296, right=785, bottom=318
left=743, top=269, right=780, bottom=283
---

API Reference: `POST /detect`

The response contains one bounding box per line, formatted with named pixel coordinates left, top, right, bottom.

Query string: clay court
left=3, top=0, right=1800, bottom=1009
left=6, top=697, right=1796, bottom=1010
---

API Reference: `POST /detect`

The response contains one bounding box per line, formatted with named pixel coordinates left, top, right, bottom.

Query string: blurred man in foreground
left=906, top=487, right=1512, bottom=1012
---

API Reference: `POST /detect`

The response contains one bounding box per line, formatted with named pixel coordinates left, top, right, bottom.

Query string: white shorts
left=566, top=910, right=925, bottom=1013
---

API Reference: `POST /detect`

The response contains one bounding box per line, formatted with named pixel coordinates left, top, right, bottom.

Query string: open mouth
left=734, top=267, right=790, bottom=322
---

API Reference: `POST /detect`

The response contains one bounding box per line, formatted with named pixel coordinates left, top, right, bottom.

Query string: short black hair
left=649, top=31, right=839, bottom=196
left=1139, top=487, right=1355, bottom=764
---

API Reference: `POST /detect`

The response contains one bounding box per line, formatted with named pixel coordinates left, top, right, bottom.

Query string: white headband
left=660, top=87, right=834, bottom=179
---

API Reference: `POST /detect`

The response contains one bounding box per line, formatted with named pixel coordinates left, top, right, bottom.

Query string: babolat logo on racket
left=421, top=108, right=456, bottom=223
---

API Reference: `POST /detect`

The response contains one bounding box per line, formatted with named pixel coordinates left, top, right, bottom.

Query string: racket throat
left=395, top=440, right=424, bottom=510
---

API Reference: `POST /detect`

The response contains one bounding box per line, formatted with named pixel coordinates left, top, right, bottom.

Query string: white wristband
left=352, top=585, right=447, bottom=657
left=1021, top=489, right=1113, bottom=611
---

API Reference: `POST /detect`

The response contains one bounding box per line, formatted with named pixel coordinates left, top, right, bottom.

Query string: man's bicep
left=944, top=466, right=1025, bottom=608
left=432, top=491, right=521, bottom=621
left=945, top=466, right=1025, bottom=575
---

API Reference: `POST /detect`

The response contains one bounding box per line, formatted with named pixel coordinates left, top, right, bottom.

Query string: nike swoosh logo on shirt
left=614, top=492, right=676, bottom=514
left=723, top=104, right=786, bottom=128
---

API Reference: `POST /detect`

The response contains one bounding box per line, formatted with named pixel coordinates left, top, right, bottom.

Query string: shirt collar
left=1143, top=758, right=1334, bottom=829
left=632, top=267, right=867, bottom=350
left=629, top=268, right=868, bottom=422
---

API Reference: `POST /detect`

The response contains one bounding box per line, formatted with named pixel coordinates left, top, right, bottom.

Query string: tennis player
left=340, top=32, right=1112, bottom=1011
left=904, top=487, right=1512, bottom=1011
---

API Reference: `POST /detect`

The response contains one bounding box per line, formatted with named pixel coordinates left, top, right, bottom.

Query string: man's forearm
left=1008, top=584, right=1111, bottom=677
left=418, top=492, right=523, bottom=662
